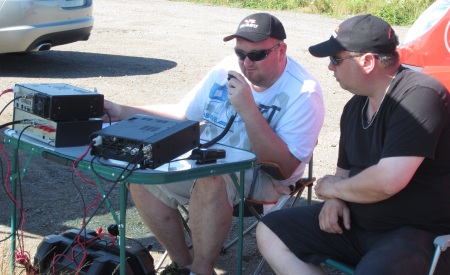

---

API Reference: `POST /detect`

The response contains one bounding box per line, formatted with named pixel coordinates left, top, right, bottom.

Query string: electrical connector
left=22, top=94, right=35, bottom=99
left=107, top=224, right=119, bottom=236
left=12, top=86, right=20, bottom=94
left=92, top=135, right=102, bottom=146
left=24, top=119, right=43, bottom=127
left=19, top=119, right=33, bottom=125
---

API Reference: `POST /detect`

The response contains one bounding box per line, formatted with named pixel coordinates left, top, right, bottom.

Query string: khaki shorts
left=142, top=170, right=292, bottom=209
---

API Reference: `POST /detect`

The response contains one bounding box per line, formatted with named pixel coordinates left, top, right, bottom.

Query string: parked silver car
left=0, top=0, right=93, bottom=54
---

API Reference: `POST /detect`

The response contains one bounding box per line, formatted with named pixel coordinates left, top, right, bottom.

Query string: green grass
left=171, top=0, right=435, bottom=25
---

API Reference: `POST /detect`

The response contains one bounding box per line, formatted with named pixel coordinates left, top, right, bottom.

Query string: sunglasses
left=329, top=54, right=363, bottom=66
left=234, top=43, right=283, bottom=62
left=329, top=53, right=381, bottom=66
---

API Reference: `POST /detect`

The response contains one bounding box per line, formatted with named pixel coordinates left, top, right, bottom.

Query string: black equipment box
left=90, top=114, right=200, bottom=169
left=34, top=229, right=155, bottom=275
left=13, top=83, right=104, bottom=121
left=13, top=108, right=102, bottom=147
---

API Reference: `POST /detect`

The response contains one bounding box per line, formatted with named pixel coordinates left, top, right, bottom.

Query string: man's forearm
left=331, top=156, right=423, bottom=203
left=242, top=108, right=299, bottom=177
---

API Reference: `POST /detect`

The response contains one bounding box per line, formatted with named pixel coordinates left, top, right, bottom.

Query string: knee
left=129, top=184, right=152, bottom=204
left=256, top=222, right=273, bottom=250
left=357, top=231, right=434, bottom=275
left=192, top=176, right=235, bottom=208
left=256, top=222, right=265, bottom=244
left=194, top=176, right=226, bottom=195
left=129, top=184, right=145, bottom=198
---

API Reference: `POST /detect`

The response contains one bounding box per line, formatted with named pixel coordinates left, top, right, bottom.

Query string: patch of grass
left=171, top=0, right=435, bottom=25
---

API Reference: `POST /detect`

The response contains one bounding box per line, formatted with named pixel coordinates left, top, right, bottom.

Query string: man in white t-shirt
left=102, top=12, right=324, bottom=275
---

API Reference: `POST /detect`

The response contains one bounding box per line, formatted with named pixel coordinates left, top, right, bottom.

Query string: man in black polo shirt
left=257, top=14, right=450, bottom=275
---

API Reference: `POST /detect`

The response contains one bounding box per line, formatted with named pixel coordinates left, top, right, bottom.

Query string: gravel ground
left=0, top=1, right=409, bottom=274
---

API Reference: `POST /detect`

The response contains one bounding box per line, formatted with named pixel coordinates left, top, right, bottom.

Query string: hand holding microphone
left=226, top=70, right=253, bottom=116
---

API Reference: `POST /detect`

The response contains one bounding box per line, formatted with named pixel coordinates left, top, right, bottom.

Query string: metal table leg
left=10, top=149, right=18, bottom=275
left=119, top=182, right=128, bottom=275
left=237, top=171, right=244, bottom=275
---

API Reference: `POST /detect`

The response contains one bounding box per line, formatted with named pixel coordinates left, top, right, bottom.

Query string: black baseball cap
left=223, top=13, right=286, bottom=42
left=309, top=14, right=398, bottom=57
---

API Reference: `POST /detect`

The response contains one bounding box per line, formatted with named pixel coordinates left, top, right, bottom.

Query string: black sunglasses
left=329, top=53, right=380, bottom=66
left=329, top=55, right=363, bottom=66
left=234, top=43, right=283, bottom=62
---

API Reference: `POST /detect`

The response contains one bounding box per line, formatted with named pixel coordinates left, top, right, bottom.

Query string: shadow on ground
left=0, top=51, right=177, bottom=78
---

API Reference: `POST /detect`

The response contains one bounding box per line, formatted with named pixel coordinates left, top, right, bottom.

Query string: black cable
left=95, top=156, right=139, bottom=171
left=71, top=169, right=88, bottom=226
left=14, top=126, right=33, bottom=260
left=199, top=114, right=236, bottom=148
left=80, top=151, right=142, bottom=231
left=0, top=147, right=11, bottom=243
left=90, top=155, right=139, bottom=183
left=5, top=126, right=34, bottom=274
left=0, top=138, right=23, bottom=244
left=0, top=97, right=19, bottom=117
left=0, top=233, right=14, bottom=243
left=0, top=120, right=31, bottom=130
left=90, top=136, right=144, bottom=181
left=41, top=142, right=99, bottom=274
left=103, top=112, right=112, bottom=126
left=45, top=149, right=140, bottom=274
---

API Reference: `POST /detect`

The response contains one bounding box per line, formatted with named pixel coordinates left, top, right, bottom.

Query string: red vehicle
left=398, top=0, right=450, bottom=90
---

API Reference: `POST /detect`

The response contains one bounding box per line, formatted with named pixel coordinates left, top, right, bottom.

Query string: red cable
left=0, top=144, right=26, bottom=250
left=0, top=143, right=38, bottom=274
left=71, top=141, right=103, bottom=274
left=72, top=142, right=101, bottom=228
left=4, top=138, right=107, bottom=274
left=1, top=88, right=13, bottom=96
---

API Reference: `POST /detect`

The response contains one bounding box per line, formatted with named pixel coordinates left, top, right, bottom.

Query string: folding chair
left=324, top=227, right=450, bottom=275
left=429, top=234, right=450, bottom=275
left=154, top=156, right=316, bottom=273
left=324, top=259, right=355, bottom=275
left=220, top=156, right=315, bottom=274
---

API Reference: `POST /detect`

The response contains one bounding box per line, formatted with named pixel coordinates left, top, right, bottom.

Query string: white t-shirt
left=182, top=55, right=325, bottom=188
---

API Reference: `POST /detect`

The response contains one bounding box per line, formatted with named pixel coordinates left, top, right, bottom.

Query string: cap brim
left=223, top=33, right=269, bottom=42
left=308, top=37, right=345, bottom=57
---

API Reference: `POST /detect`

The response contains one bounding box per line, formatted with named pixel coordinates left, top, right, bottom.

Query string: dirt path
left=0, top=1, right=409, bottom=274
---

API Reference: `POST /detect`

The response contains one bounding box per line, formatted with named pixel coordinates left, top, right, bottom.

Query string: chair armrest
left=258, top=161, right=288, bottom=180
left=325, top=259, right=355, bottom=275
left=434, top=235, right=450, bottom=251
